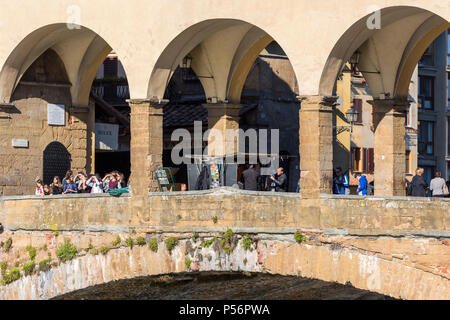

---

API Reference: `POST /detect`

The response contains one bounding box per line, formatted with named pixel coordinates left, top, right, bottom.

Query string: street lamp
left=345, top=108, right=359, bottom=133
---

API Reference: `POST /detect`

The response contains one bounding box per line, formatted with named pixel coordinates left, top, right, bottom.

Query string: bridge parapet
left=0, top=188, right=449, bottom=300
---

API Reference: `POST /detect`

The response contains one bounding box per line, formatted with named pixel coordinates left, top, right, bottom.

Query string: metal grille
left=43, top=142, right=71, bottom=185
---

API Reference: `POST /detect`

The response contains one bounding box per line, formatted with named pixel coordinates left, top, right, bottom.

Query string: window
left=447, top=29, right=450, bottom=66
left=405, top=150, right=411, bottom=174
left=448, top=117, right=450, bottom=157
left=418, top=76, right=434, bottom=110
left=351, top=147, right=362, bottom=172
left=418, top=121, right=435, bottom=155
left=351, top=147, right=373, bottom=173
left=405, top=104, right=412, bottom=127
left=352, top=99, right=363, bottom=124
left=448, top=73, right=450, bottom=110
left=419, top=43, right=434, bottom=66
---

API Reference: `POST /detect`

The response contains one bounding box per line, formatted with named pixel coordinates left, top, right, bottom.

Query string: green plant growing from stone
left=201, top=237, right=217, bottom=248
left=294, top=231, right=307, bottom=244
left=221, top=229, right=236, bottom=255
left=1, top=268, right=21, bottom=286
left=0, top=261, right=7, bottom=276
left=165, top=237, right=178, bottom=253
left=125, top=237, right=134, bottom=248
left=148, top=238, right=158, bottom=252
left=177, top=214, right=182, bottom=220
left=41, top=243, right=47, bottom=251
left=112, top=236, right=121, bottom=246
left=243, top=258, right=248, bottom=266
left=100, top=246, right=110, bottom=255
left=192, top=232, right=199, bottom=243
left=87, top=243, right=94, bottom=251
left=212, top=216, right=218, bottom=224
left=53, top=230, right=59, bottom=237
left=130, top=228, right=136, bottom=234
left=3, top=238, right=12, bottom=252
left=14, top=261, right=20, bottom=268
left=22, top=261, right=35, bottom=276
left=56, top=239, right=78, bottom=262
left=241, top=235, right=254, bottom=251
left=136, top=236, right=146, bottom=246
left=26, top=245, right=36, bottom=261
left=185, top=258, right=192, bottom=269
left=38, top=259, right=51, bottom=273
left=90, top=248, right=99, bottom=255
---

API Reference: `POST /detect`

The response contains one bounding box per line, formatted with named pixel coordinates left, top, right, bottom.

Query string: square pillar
left=370, top=99, right=408, bottom=197
left=128, top=99, right=165, bottom=195
left=203, top=103, right=241, bottom=157
left=298, top=95, right=336, bottom=198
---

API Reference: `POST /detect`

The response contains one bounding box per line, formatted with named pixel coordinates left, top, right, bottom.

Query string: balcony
left=91, top=78, right=130, bottom=107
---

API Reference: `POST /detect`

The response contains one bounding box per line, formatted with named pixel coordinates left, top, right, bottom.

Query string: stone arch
left=43, top=142, right=71, bottom=185
left=147, top=19, right=299, bottom=104
left=319, top=6, right=449, bottom=99
left=0, top=238, right=447, bottom=300
left=0, top=23, right=130, bottom=107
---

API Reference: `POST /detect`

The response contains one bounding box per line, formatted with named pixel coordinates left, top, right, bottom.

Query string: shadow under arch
left=0, top=23, right=130, bottom=107
left=319, top=5, right=449, bottom=98
left=146, top=18, right=299, bottom=105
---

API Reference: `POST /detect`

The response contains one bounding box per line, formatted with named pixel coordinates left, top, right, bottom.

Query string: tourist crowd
left=333, top=166, right=450, bottom=198
left=35, top=170, right=129, bottom=196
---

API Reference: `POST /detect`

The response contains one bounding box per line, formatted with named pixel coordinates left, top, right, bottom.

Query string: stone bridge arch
left=0, top=235, right=448, bottom=300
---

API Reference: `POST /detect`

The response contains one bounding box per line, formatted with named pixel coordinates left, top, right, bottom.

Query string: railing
left=91, top=79, right=130, bottom=105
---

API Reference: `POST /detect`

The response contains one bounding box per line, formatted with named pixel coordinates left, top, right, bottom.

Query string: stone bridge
left=0, top=189, right=448, bottom=300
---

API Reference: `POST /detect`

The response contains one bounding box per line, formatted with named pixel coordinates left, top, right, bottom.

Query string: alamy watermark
left=366, top=5, right=381, bottom=30
left=66, top=5, right=81, bottom=30
left=171, top=121, right=280, bottom=175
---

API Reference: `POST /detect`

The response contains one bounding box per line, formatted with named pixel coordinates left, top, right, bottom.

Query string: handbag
left=443, top=181, right=449, bottom=196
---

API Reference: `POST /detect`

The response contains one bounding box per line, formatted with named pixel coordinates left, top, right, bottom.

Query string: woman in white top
left=429, top=172, right=446, bottom=197
left=35, top=179, right=44, bottom=196
left=86, top=174, right=104, bottom=194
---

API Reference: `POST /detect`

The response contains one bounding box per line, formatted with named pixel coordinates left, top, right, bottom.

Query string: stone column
left=203, top=104, right=241, bottom=157
left=128, top=99, right=165, bottom=195
left=370, top=99, right=408, bottom=197
left=298, top=96, right=336, bottom=198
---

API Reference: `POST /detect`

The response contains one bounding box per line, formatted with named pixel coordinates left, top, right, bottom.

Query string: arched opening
left=320, top=6, right=449, bottom=196
left=43, top=142, right=71, bottom=186
left=144, top=19, right=301, bottom=193
left=53, top=272, right=392, bottom=300
left=0, top=24, right=131, bottom=195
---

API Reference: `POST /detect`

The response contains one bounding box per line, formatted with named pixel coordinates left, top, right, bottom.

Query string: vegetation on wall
left=148, top=238, right=158, bottom=252
left=56, top=239, right=78, bottom=262
left=165, top=237, right=178, bottom=253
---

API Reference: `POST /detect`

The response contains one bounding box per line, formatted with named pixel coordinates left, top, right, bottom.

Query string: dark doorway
left=43, top=142, right=71, bottom=185
left=95, top=151, right=130, bottom=181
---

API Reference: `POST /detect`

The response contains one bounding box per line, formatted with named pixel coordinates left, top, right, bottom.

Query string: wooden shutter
left=368, top=148, right=374, bottom=173
left=362, top=148, right=368, bottom=173
left=353, top=99, right=363, bottom=123
left=351, top=148, right=355, bottom=171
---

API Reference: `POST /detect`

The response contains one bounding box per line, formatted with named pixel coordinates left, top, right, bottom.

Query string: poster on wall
left=47, top=104, right=65, bottom=126
left=95, top=122, right=119, bottom=151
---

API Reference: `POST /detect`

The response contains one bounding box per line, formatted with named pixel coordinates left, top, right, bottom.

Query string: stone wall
left=0, top=50, right=92, bottom=196
left=0, top=189, right=448, bottom=299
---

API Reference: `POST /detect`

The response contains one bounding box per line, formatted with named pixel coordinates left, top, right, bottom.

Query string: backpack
left=406, top=181, right=413, bottom=196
